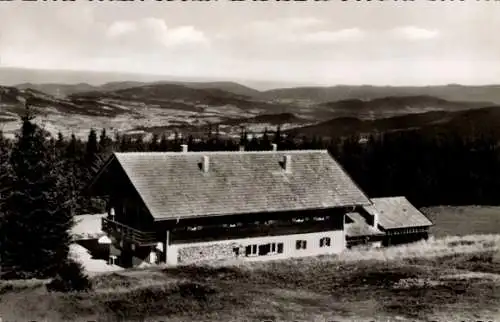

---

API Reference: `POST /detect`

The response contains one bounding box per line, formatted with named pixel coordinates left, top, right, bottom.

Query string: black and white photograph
left=0, top=0, right=499, bottom=321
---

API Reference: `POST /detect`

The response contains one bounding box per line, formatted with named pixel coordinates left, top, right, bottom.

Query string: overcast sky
left=0, top=1, right=498, bottom=86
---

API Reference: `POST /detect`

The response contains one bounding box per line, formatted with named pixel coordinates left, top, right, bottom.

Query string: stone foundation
left=178, top=242, right=241, bottom=264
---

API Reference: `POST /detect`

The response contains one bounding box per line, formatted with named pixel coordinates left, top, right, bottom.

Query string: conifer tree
left=82, top=129, right=103, bottom=213
left=273, top=125, right=282, bottom=144
left=262, top=128, right=271, bottom=150
left=149, top=133, right=159, bottom=151
left=55, top=132, right=65, bottom=156
left=62, top=134, right=84, bottom=216
left=0, top=131, right=13, bottom=211
left=0, top=109, right=73, bottom=279
left=135, top=135, right=145, bottom=152
left=159, top=133, right=169, bottom=151
left=98, top=128, right=113, bottom=159
left=85, top=128, right=100, bottom=174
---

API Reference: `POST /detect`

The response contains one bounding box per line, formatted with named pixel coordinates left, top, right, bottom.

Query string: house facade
left=87, top=146, right=432, bottom=268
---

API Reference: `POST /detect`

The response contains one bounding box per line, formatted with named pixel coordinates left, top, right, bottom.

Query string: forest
left=1, top=113, right=499, bottom=217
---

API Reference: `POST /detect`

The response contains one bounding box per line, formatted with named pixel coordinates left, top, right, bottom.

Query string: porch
left=101, top=217, right=159, bottom=247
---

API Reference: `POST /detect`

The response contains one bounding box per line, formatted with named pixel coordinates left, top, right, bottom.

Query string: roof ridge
left=371, top=196, right=407, bottom=200
left=114, top=150, right=329, bottom=156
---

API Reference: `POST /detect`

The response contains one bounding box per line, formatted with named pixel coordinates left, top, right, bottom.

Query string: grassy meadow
left=422, top=205, right=500, bottom=238
left=1, top=206, right=500, bottom=322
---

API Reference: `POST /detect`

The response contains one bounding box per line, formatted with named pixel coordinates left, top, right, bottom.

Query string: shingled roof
left=95, top=150, right=371, bottom=221
left=364, top=197, right=433, bottom=230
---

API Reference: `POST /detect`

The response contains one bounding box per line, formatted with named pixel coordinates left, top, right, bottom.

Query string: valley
left=0, top=79, right=498, bottom=141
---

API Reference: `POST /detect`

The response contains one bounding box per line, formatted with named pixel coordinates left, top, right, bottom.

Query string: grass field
left=422, top=205, right=500, bottom=238
left=1, top=206, right=500, bottom=322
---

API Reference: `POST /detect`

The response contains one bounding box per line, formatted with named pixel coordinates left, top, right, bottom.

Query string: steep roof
left=364, top=197, right=433, bottom=230
left=98, top=150, right=371, bottom=221
left=345, top=212, right=384, bottom=238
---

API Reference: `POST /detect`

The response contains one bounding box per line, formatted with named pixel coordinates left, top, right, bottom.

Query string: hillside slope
left=1, top=234, right=500, bottom=321
left=263, top=85, right=500, bottom=105
left=3, top=81, right=498, bottom=140
left=15, top=81, right=262, bottom=99
left=0, top=84, right=298, bottom=138
left=288, top=104, right=500, bottom=138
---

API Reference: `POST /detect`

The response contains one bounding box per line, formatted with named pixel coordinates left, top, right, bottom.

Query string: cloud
left=298, top=28, right=365, bottom=44
left=248, top=17, right=325, bottom=32
left=391, top=26, right=440, bottom=40
left=106, top=21, right=137, bottom=38
left=106, top=18, right=209, bottom=48
left=225, top=17, right=364, bottom=46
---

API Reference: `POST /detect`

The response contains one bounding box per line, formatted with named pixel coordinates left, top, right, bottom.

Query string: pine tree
left=0, top=131, right=12, bottom=211
left=273, top=125, right=281, bottom=144
left=0, top=109, right=73, bottom=279
left=62, top=134, right=84, bottom=216
left=159, top=133, right=169, bottom=151
left=85, top=129, right=101, bottom=174
left=81, top=129, right=102, bottom=214
left=135, top=135, right=145, bottom=152
left=98, top=128, right=113, bottom=159
left=55, top=132, right=65, bottom=156
left=149, top=133, right=159, bottom=151
left=262, top=128, right=271, bottom=150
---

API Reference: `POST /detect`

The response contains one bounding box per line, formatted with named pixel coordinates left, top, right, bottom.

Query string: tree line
left=1, top=108, right=500, bottom=279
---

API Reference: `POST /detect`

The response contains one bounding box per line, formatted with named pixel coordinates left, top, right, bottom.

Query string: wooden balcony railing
left=102, top=217, right=158, bottom=246
left=169, top=220, right=340, bottom=244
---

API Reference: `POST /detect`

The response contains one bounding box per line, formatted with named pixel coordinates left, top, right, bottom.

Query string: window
left=320, top=237, right=331, bottom=248
left=269, top=242, right=284, bottom=254
left=257, top=244, right=267, bottom=255
left=245, top=243, right=285, bottom=256
left=296, top=240, right=307, bottom=250
left=245, top=244, right=258, bottom=256
left=270, top=243, right=283, bottom=254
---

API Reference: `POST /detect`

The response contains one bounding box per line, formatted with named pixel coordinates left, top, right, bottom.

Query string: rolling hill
left=314, top=95, right=492, bottom=120
left=15, top=81, right=262, bottom=99
left=3, top=78, right=499, bottom=141
left=287, top=104, right=500, bottom=139
left=0, top=83, right=299, bottom=138
left=261, top=85, right=500, bottom=105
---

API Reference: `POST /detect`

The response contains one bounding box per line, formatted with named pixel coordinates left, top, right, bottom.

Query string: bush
left=46, top=259, right=92, bottom=293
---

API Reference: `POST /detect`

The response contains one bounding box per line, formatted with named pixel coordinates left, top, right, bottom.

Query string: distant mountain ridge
left=261, top=85, right=500, bottom=105
left=16, top=80, right=261, bottom=99
left=287, top=104, right=500, bottom=139
left=3, top=78, right=500, bottom=142
left=316, top=95, right=493, bottom=120
left=15, top=81, right=500, bottom=106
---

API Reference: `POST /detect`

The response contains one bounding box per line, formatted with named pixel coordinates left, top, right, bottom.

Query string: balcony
left=102, top=217, right=158, bottom=246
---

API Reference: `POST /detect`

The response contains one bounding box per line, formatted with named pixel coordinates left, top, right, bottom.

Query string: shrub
left=46, top=259, right=92, bottom=293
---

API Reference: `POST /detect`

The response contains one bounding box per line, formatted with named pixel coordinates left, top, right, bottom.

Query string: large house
left=87, top=145, right=433, bottom=268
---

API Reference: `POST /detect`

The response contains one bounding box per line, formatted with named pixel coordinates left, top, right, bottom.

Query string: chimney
left=271, top=143, right=277, bottom=151
left=239, top=145, right=245, bottom=152
left=202, top=155, right=210, bottom=173
left=283, top=155, right=292, bottom=173
left=181, top=144, right=188, bottom=153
